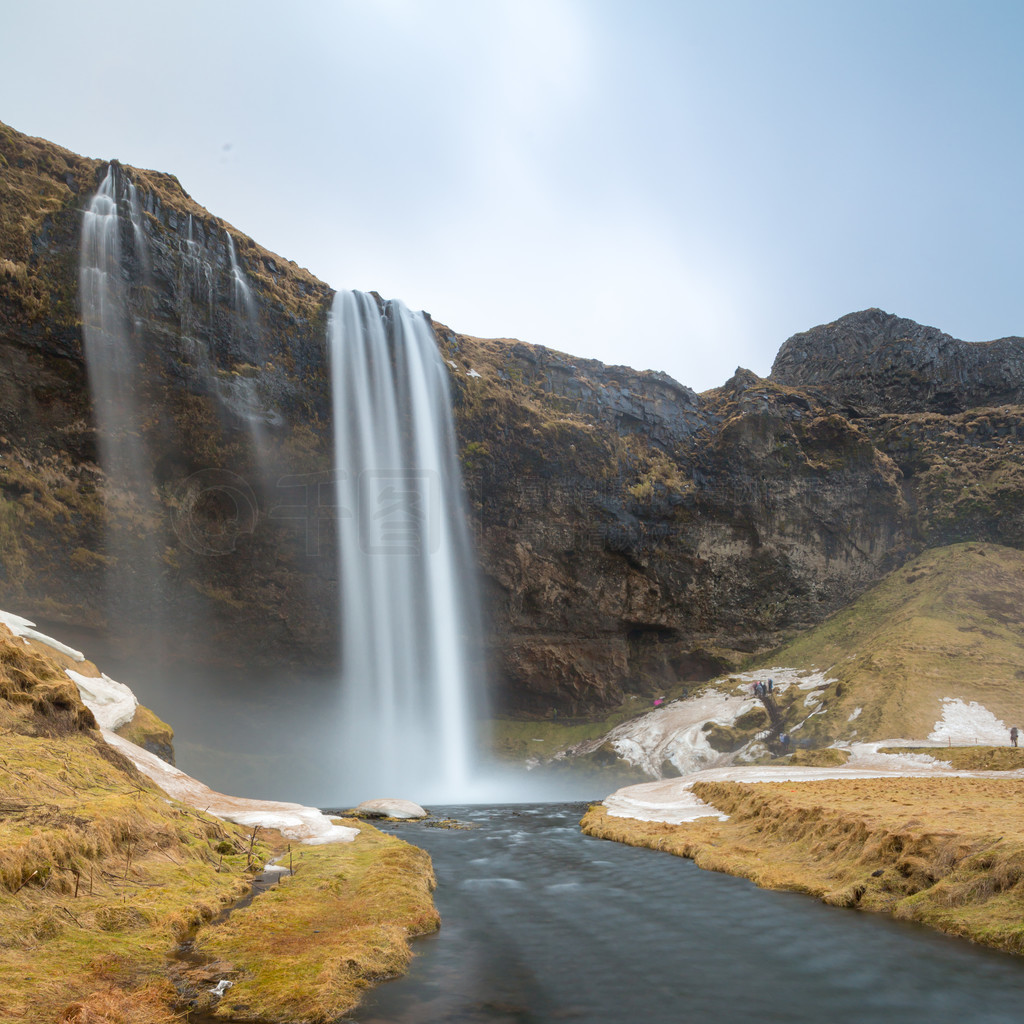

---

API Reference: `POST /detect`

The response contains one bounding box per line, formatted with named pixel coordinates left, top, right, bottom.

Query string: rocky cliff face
left=2, top=121, right=1022, bottom=720
left=771, top=308, right=1024, bottom=414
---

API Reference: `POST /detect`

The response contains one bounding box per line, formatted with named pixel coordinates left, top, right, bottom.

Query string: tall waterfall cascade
left=329, top=290, right=483, bottom=801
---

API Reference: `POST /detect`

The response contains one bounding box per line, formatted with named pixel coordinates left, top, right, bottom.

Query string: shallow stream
left=354, top=803, right=1024, bottom=1023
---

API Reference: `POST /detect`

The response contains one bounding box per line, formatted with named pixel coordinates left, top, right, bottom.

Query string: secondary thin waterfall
left=329, top=290, right=481, bottom=801
left=79, top=165, right=146, bottom=489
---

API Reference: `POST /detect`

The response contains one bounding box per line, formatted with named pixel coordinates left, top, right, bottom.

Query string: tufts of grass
left=190, top=820, right=439, bottom=1022
left=0, top=626, right=267, bottom=1022
left=582, top=774, right=1024, bottom=954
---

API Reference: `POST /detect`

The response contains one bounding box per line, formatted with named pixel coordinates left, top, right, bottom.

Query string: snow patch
left=572, top=689, right=758, bottom=777
left=564, top=668, right=836, bottom=780
left=0, top=609, right=85, bottom=662
left=103, top=731, right=358, bottom=844
left=467, top=368, right=482, bottom=378
left=929, top=699, right=1011, bottom=746
left=848, top=707, right=862, bottom=722
left=602, top=748, right=1020, bottom=824
left=66, top=669, right=138, bottom=731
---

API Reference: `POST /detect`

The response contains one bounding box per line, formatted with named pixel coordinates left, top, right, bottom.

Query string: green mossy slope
left=757, top=542, right=1024, bottom=744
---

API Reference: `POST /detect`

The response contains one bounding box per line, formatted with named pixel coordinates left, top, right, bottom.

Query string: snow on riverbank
left=66, top=668, right=137, bottom=730
left=1, top=607, right=356, bottom=845
left=104, top=730, right=358, bottom=844
left=603, top=749, right=1024, bottom=825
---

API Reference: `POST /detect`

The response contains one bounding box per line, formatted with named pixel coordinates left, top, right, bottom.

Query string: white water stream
left=329, top=290, right=481, bottom=802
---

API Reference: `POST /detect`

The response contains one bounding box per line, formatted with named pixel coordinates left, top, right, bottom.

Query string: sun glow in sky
left=4, top=0, right=1023, bottom=390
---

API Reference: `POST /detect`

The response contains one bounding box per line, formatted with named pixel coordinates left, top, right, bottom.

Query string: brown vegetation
left=0, top=626, right=439, bottom=1022
left=582, top=775, right=1024, bottom=953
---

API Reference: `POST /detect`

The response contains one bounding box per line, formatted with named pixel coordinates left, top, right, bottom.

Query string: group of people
left=752, top=678, right=774, bottom=698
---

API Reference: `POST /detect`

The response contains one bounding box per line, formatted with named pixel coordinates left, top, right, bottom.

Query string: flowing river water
left=353, top=803, right=1024, bottom=1024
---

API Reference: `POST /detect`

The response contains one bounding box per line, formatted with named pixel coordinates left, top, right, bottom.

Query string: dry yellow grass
left=0, top=627, right=440, bottom=1023
left=0, top=627, right=264, bottom=1023
left=582, top=775, right=1024, bottom=954
left=189, top=820, right=439, bottom=1022
left=879, top=746, right=1024, bottom=770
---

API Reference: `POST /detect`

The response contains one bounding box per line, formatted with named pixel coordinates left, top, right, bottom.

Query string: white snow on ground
left=603, top=751, right=1024, bottom=824
left=848, top=707, right=862, bottom=721
left=467, top=368, right=482, bottom=378
left=66, top=669, right=137, bottom=731
left=728, top=666, right=834, bottom=694
left=0, top=609, right=85, bottom=662
left=566, top=689, right=760, bottom=777
left=928, top=698, right=1013, bottom=746
left=0, top=607, right=355, bottom=845
left=104, top=731, right=357, bottom=844
left=563, top=668, right=837, bottom=779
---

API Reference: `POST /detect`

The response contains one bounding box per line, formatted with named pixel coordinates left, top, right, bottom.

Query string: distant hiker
left=752, top=682, right=760, bottom=696
left=1011, top=727, right=1019, bottom=748
left=780, top=733, right=790, bottom=749
left=653, top=697, right=664, bottom=709
left=768, top=678, right=774, bottom=695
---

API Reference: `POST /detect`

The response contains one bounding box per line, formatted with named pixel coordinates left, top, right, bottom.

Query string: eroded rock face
left=2, top=121, right=1023, bottom=720
left=771, top=308, right=1024, bottom=414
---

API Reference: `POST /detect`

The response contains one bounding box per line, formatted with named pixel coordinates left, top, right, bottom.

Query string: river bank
left=0, top=619, right=439, bottom=1023
left=582, top=769, right=1024, bottom=955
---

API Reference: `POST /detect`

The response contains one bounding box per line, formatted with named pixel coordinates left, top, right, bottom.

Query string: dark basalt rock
left=771, top=308, right=1024, bottom=414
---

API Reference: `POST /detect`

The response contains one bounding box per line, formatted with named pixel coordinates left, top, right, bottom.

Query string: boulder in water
left=353, top=798, right=428, bottom=820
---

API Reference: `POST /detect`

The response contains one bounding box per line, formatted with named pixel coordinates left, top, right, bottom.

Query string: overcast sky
left=4, top=0, right=1023, bottom=391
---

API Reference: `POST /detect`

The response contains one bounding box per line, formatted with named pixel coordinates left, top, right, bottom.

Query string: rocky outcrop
left=771, top=308, right=1024, bottom=414
left=1, top=121, right=1023, bottom=722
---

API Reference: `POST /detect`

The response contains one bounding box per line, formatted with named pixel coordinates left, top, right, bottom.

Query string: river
left=355, top=803, right=1024, bottom=1024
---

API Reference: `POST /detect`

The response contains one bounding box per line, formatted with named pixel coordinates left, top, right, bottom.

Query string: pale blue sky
left=4, top=0, right=1022, bottom=390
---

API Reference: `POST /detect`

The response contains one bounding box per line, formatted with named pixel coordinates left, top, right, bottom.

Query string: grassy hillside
left=0, top=626, right=438, bottom=1023
left=757, top=542, right=1024, bottom=744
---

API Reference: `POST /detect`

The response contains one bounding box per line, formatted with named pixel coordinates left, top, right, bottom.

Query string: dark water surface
left=355, top=803, right=1024, bottom=1024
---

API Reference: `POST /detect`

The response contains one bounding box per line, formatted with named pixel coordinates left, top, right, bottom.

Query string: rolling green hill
left=759, top=542, right=1024, bottom=744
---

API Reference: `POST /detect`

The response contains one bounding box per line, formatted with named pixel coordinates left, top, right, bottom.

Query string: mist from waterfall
left=329, top=290, right=483, bottom=803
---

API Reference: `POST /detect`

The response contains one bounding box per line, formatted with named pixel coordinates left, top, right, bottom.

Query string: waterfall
left=329, top=290, right=482, bottom=802
left=79, top=164, right=164, bottom=635
left=79, top=165, right=147, bottom=493
left=226, top=231, right=258, bottom=326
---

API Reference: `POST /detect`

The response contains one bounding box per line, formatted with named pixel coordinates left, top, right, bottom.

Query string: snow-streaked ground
left=565, top=668, right=835, bottom=777
left=0, top=610, right=85, bottom=662
left=603, top=745, right=1024, bottom=825
left=928, top=698, right=1011, bottom=746
left=0, top=608, right=356, bottom=845
left=66, top=669, right=137, bottom=731
left=104, top=730, right=358, bottom=844
left=594, top=666, right=1024, bottom=824
left=566, top=689, right=759, bottom=776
